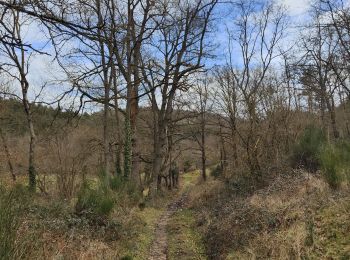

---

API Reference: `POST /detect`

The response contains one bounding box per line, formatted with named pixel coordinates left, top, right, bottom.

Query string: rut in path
left=148, top=191, right=189, bottom=260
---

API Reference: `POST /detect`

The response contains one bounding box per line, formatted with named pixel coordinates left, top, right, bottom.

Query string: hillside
left=1, top=0, right=350, bottom=256
left=1, top=96, right=350, bottom=259
left=188, top=169, right=350, bottom=259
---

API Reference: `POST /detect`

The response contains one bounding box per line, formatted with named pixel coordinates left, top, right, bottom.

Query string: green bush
left=319, top=141, right=350, bottom=189
left=109, top=175, right=141, bottom=203
left=291, top=126, right=326, bottom=172
left=319, top=144, right=342, bottom=189
left=291, top=126, right=350, bottom=188
left=184, top=160, right=192, bottom=172
left=210, top=164, right=223, bottom=178
left=75, top=180, right=115, bottom=219
left=109, top=175, right=125, bottom=191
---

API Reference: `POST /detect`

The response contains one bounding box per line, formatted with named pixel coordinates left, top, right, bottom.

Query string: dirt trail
left=148, top=190, right=189, bottom=260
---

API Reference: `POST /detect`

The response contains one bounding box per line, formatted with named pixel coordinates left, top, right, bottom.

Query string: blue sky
left=3, top=0, right=313, bottom=109
left=201, top=0, right=313, bottom=68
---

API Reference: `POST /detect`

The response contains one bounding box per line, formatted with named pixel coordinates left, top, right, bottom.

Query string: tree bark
left=327, top=97, right=339, bottom=139
left=23, top=87, right=36, bottom=190
left=200, top=111, right=206, bottom=181
left=96, top=0, right=110, bottom=174
left=113, top=68, right=122, bottom=176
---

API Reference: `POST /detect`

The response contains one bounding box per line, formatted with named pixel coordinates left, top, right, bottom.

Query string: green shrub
left=109, top=175, right=125, bottom=191
left=184, top=160, right=192, bottom=172
left=109, top=175, right=141, bottom=203
left=336, top=141, right=350, bottom=168
left=121, top=255, right=133, bottom=260
left=319, top=144, right=342, bottom=189
left=75, top=180, right=115, bottom=219
left=291, top=126, right=326, bottom=172
left=291, top=126, right=350, bottom=188
left=319, top=141, right=350, bottom=189
left=122, top=180, right=143, bottom=206
left=210, top=164, right=223, bottom=178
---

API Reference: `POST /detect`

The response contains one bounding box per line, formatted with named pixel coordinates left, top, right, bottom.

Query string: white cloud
left=278, top=0, right=311, bottom=16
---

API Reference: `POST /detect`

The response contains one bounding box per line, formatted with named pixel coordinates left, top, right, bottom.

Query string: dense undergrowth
left=291, top=126, right=350, bottom=188
left=182, top=129, right=350, bottom=259
left=1, top=126, right=350, bottom=259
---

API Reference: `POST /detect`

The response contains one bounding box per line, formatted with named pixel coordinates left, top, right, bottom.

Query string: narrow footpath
left=148, top=190, right=189, bottom=259
left=149, top=172, right=199, bottom=260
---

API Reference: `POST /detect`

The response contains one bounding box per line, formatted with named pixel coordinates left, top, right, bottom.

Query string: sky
left=209, top=0, right=312, bottom=68
left=278, top=0, right=311, bottom=16
left=1, top=0, right=314, bottom=110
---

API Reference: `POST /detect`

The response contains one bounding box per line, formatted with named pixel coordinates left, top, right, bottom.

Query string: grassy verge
left=188, top=170, right=350, bottom=259
left=0, top=173, right=177, bottom=259
left=166, top=170, right=206, bottom=259
left=0, top=170, right=200, bottom=259
left=309, top=198, right=350, bottom=258
left=182, top=170, right=200, bottom=188
left=167, top=209, right=207, bottom=260
left=116, top=206, right=165, bottom=259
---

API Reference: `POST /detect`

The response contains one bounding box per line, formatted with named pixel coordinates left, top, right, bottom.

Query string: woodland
left=0, top=0, right=350, bottom=259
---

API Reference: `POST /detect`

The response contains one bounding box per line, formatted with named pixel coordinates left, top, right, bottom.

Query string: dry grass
left=0, top=166, right=204, bottom=260
left=2, top=167, right=349, bottom=259
left=188, top=170, right=350, bottom=259
left=0, top=171, right=176, bottom=260
left=14, top=194, right=168, bottom=260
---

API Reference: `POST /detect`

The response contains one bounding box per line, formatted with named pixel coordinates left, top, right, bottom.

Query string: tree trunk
left=114, top=103, right=122, bottom=176
left=96, top=0, right=110, bottom=174
left=201, top=117, right=206, bottom=181
left=130, top=86, right=140, bottom=184
left=124, top=117, right=132, bottom=178
left=112, top=65, right=122, bottom=176
left=327, top=97, right=339, bottom=139
left=103, top=96, right=110, bottom=174
left=320, top=89, right=327, bottom=131
left=201, top=147, right=206, bottom=181
left=23, top=94, right=36, bottom=190
left=152, top=124, right=167, bottom=190
left=219, top=124, right=227, bottom=173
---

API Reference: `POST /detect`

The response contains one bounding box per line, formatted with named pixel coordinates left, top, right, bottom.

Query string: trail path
left=148, top=174, right=194, bottom=260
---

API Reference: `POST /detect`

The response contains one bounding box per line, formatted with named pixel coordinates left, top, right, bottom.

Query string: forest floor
left=2, top=168, right=349, bottom=259
left=0, top=170, right=206, bottom=260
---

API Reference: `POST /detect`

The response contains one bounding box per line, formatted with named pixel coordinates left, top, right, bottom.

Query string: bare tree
left=216, top=0, right=287, bottom=179
left=0, top=7, right=40, bottom=189
left=190, top=74, right=215, bottom=181
left=142, top=0, right=218, bottom=190
left=297, top=5, right=343, bottom=139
